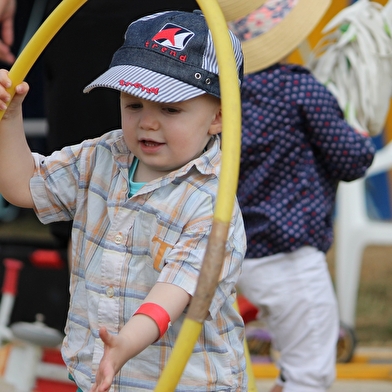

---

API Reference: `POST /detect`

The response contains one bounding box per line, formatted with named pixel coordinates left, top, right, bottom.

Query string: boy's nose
left=139, top=110, right=159, bottom=131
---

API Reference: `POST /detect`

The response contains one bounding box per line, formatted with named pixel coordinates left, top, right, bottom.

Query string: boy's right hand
left=0, top=68, right=29, bottom=118
left=89, top=327, right=122, bottom=392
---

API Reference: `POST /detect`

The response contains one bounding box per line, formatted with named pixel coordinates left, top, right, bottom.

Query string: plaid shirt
left=30, top=132, right=247, bottom=391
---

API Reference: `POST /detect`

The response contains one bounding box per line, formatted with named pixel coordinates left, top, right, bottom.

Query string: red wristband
left=134, top=303, right=171, bottom=340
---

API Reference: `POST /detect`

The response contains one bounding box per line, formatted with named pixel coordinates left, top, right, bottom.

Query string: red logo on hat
left=119, top=80, right=159, bottom=96
left=152, top=23, right=194, bottom=51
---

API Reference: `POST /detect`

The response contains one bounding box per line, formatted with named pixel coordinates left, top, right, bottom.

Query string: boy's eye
left=164, top=107, right=180, bottom=114
left=127, top=103, right=142, bottom=109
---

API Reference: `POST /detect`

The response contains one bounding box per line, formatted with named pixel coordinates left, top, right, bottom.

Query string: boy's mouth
left=139, top=139, right=165, bottom=153
left=142, top=140, right=162, bottom=147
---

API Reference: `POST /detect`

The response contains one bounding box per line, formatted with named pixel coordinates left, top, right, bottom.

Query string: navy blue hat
left=84, top=10, right=243, bottom=102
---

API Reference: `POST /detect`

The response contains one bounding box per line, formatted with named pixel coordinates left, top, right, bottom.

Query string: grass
left=327, top=244, right=392, bottom=347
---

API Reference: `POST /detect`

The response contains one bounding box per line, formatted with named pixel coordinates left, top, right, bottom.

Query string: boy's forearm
left=110, top=283, right=190, bottom=370
left=0, top=109, right=35, bottom=207
left=116, top=314, right=161, bottom=368
left=0, top=70, right=35, bottom=208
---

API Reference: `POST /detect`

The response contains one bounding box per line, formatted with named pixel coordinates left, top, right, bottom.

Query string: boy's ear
left=208, top=108, right=222, bottom=135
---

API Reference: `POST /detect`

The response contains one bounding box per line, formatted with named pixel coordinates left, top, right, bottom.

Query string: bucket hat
left=217, top=0, right=267, bottom=21
left=228, top=0, right=331, bottom=74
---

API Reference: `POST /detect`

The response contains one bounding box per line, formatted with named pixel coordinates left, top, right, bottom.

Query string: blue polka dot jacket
left=238, top=64, right=376, bottom=258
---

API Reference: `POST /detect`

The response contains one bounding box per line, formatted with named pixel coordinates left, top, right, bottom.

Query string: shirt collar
left=111, top=131, right=221, bottom=183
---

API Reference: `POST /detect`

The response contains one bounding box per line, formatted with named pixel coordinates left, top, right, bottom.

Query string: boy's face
left=120, top=92, right=222, bottom=182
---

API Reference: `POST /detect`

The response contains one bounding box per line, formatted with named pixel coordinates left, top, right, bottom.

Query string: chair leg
left=335, top=236, right=365, bottom=328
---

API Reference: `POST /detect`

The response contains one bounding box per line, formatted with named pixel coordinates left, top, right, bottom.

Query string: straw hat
left=217, top=0, right=267, bottom=21
left=228, top=0, right=331, bottom=74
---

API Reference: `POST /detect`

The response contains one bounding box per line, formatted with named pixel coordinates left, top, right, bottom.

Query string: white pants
left=238, top=246, right=339, bottom=392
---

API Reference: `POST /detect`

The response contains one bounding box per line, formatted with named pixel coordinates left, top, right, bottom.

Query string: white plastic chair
left=335, top=140, right=392, bottom=328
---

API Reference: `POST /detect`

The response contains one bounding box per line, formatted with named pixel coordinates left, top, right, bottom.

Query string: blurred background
left=288, top=0, right=392, bottom=348
left=0, top=0, right=391, bottom=356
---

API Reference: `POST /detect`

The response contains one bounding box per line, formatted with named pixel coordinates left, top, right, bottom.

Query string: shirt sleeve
left=157, top=198, right=246, bottom=320
left=294, top=69, right=376, bottom=181
left=30, top=147, right=80, bottom=224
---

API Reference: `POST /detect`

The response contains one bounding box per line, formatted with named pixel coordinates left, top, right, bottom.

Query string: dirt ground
left=327, top=244, right=392, bottom=346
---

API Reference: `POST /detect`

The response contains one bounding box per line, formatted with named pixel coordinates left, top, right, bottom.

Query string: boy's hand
left=89, top=327, right=124, bottom=392
left=0, top=68, right=28, bottom=118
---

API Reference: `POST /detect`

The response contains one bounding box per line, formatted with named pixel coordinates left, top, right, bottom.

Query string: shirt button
left=106, top=287, right=115, bottom=298
left=114, top=234, right=123, bottom=244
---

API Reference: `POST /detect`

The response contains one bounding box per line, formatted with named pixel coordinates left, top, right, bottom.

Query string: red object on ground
left=2, top=258, right=23, bottom=295
left=29, top=249, right=65, bottom=269
left=237, top=294, right=259, bottom=324
left=34, top=379, right=75, bottom=392
left=33, top=349, right=75, bottom=392
left=41, top=348, right=65, bottom=364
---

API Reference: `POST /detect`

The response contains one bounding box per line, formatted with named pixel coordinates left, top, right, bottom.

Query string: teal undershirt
left=128, top=142, right=210, bottom=198
left=68, top=374, right=83, bottom=392
left=128, top=158, right=146, bottom=197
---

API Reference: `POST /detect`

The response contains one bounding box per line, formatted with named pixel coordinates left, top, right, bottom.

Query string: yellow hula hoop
left=0, top=0, right=243, bottom=390
left=155, top=0, right=242, bottom=389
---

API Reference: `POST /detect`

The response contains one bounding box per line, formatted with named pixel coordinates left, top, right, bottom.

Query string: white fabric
left=238, top=246, right=339, bottom=392
left=307, top=0, right=392, bottom=137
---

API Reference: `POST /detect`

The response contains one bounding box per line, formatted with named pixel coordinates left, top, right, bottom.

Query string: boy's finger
left=0, top=69, right=11, bottom=88
left=15, top=82, right=28, bottom=94
left=1, top=82, right=29, bottom=112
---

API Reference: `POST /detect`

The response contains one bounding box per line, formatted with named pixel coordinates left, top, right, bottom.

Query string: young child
left=0, top=10, right=247, bottom=392
left=228, top=1, right=376, bottom=391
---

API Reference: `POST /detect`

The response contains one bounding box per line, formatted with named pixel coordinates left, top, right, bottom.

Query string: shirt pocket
left=133, top=209, right=183, bottom=273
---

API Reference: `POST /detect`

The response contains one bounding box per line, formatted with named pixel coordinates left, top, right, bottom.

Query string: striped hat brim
left=83, top=65, right=206, bottom=103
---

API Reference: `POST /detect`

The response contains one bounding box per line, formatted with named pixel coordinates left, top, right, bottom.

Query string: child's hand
left=0, top=68, right=28, bottom=117
left=89, top=327, right=124, bottom=392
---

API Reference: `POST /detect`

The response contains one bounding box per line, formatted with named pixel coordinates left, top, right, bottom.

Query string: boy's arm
left=90, top=282, right=190, bottom=392
left=0, top=69, right=35, bottom=207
